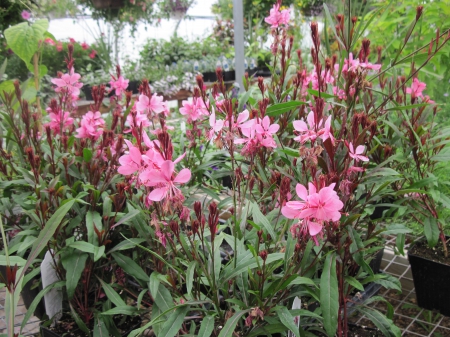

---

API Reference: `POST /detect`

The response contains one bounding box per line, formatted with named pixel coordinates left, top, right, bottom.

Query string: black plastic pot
left=202, top=72, right=217, bottom=83
left=128, top=80, right=140, bottom=94
left=408, top=238, right=450, bottom=316
left=255, top=66, right=271, bottom=78
left=0, top=265, right=46, bottom=319
left=223, top=71, right=236, bottom=82
left=82, top=85, right=114, bottom=101
left=41, top=316, right=142, bottom=337
left=369, top=247, right=385, bottom=274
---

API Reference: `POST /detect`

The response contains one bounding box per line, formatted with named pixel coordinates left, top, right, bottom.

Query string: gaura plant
left=112, top=1, right=449, bottom=337
left=0, top=45, right=150, bottom=334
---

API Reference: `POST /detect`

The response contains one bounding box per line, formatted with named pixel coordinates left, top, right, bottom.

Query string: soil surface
left=408, top=239, right=450, bottom=265
left=42, top=313, right=141, bottom=337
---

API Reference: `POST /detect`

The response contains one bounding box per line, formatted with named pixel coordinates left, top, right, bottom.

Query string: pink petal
left=173, top=152, right=187, bottom=164
left=237, top=110, right=249, bottom=124
left=254, top=124, right=265, bottom=134
left=160, top=161, right=174, bottom=181
left=129, top=147, right=142, bottom=164
left=268, top=124, right=280, bottom=134
left=293, top=120, right=308, bottom=132
left=307, top=111, right=315, bottom=128
left=148, top=187, right=168, bottom=201
left=296, top=183, right=308, bottom=201
left=281, top=206, right=300, bottom=219
left=262, top=116, right=270, bottom=130
left=355, top=145, right=365, bottom=155
left=174, top=168, right=191, bottom=184
left=308, top=221, right=323, bottom=236
left=286, top=201, right=306, bottom=210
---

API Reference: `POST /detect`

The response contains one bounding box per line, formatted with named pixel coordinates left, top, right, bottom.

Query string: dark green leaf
left=320, top=253, right=338, bottom=337
left=424, top=217, right=439, bottom=248
left=218, top=309, right=251, bottom=337
left=277, top=307, right=300, bottom=337
left=112, top=252, right=148, bottom=282
left=266, top=101, right=306, bottom=117
left=62, top=252, right=88, bottom=299
left=159, top=305, right=189, bottom=337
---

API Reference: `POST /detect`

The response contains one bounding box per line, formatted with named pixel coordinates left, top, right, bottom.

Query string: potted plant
left=109, top=3, right=443, bottom=335
left=0, top=46, right=146, bottom=335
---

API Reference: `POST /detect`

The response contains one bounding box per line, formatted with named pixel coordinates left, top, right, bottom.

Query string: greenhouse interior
left=0, top=0, right=450, bottom=336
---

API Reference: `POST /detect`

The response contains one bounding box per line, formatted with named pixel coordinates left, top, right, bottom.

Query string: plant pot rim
left=408, top=235, right=450, bottom=266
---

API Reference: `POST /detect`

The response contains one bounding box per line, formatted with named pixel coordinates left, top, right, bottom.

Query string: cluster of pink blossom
left=75, top=111, right=105, bottom=140
left=264, top=0, right=290, bottom=28
left=293, top=111, right=335, bottom=145
left=109, top=75, right=129, bottom=97
left=117, top=132, right=191, bottom=205
left=179, top=97, right=209, bottom=122
left=282, top=182, right=344, bottom=241
left=51, top=68, right=83, bottom=98
left=45, top=109, right=74, bottom=135
left=234, top=114, right=280, bottom=153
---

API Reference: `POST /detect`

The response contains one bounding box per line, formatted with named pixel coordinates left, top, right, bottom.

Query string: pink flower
left=89, top=50, right=97, bottom=59
left=45, top=110, right=73, bottom=135
left=348, top=142, right=369, bottom=162
left=146, top=160, right=191, bottom=201
left=110, top=76, right=129, bottom=97
left=318, top=116, right=335, bottom=145
left=264, top=1, right=290, bottom=28
left=69, top=38, right=76, bottom=44
left=406, top=78, right=426, bottom=98
left=282, top=182, right=343, bottom=226
left=81, top=42, right=89, bottom=50
left=118, top=140, right=144, bottom=175
left=125, top=109, right=151, bottom=133
left=51, top=70, right=83, bottom=97
left=230, top=109, right=255, bottom=130
left=179, top=98, right=209, bottom=121
left=75, top=111, right=105, bottom=140
left=208, top=111, right=224, bottom=140
left=255, top=116, right=279, bottom=148
left=21, top=10, right=31, bottom=20
left=293, top=111, right=321, bottom=144
left=44, top=38, right=55, bottom=46
left=136, top=94, right=165, bottom=115
left=56, top=42, right=63, bottom=52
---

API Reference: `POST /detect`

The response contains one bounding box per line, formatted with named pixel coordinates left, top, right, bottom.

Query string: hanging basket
left=91, top=0, right=125, bottom=9
left=299, top=0, right=323, bottom=17
left=165, top=0, right=189, bottom=19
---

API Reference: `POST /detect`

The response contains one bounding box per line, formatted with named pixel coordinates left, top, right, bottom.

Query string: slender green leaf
left=218, top=309, right=251, bottom=337
left=424, top=217, right=439, bottom=248
left=320, top=253, right=338, bottom=337
left=186, top=261, right=196, bottom=295
left=101, top=306, right=138, bottom=316
left=266, top=101, right=306, bottom=117
left=198, top=315, right=215, bottom=336
left=159, top=306, right=189, bottom=337
left=19, top=200, right=75, bottom=280
left=277, top=307, right=300, bottom=337
left=252, top=202, right=276, bottom=240
left=97, top=278, right=126, bottom=307
left=112, top=252, right=148, bottom=282
left=93, top=315, right=109, bottom=337
left=20, top=281, right=65, bottom=332
left=61, top=252, right=88, bottom=299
